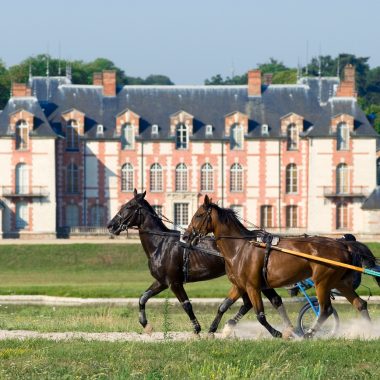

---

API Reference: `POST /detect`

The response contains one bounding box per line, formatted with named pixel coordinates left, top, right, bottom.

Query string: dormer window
left=337, top=122, right=349, bottom=150
left=121, top=123, right=134, bottom=150
left=286, top=124, right=298, bottom=151
left=152, top=124, right=159, bottom=135
left=96, top=124, right=104, bottom=136
left=205, top=124, right=213, bottom=136
left=261, top=124, right=269, bottom=136
left=230, top=124, right=244, bottom=150
left=15, top=120, right=28, bottom=150
left=66, top=120, right=79, bottom=150
left=176, top=123, right=188, bottom=149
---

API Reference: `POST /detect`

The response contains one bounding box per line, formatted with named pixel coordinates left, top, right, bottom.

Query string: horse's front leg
left=246, top=285, right=282, bottom=338
left=263, top=288, right=294, bottom=336
left=139, top=281, right=168, bottom=333
left=208, top=286, right=247, bottom=335
left=170, top=283, right=201, bottom=334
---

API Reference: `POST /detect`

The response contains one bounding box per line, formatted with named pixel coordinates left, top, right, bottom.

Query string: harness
left=114, top=203, right=222, bottom=284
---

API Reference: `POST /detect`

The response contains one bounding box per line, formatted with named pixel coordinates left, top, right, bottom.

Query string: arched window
left=66, top=204, right=79, bottom=227
left=260, top=205, right=273, bottom=228
left=121, top=123, right=134, bottom=150
left=286, top=205, right=298, bottom=228
left=66, top=120, right=79, bottom=150
left=230, top=163, right=243, bottom=192
left=176, top=124, right=188, bottom=149
left=230, top=124, right=244, bottom=150
left=336, top=163, right=349, bottom=194
left=336, top=202, right=348, bottom=229
left=337, top=123, right=349, bottom=150
left=175, top=163, right=188, bottom=191
left=90, top=205, right=106, bottom=227
left=15, top=163, right=28, bottom=194
left=287, top=124, right=298, bottom=150
left=15, top=120, right=28, bottom=150
left=286, top=164, right=298, bottom=193
left=200, top=163, right=213, bottom=192
left=377, top=158, right=380, bottom=186
left=121, top=163, right=134, bottom=192
left=150, top=163, right=163, bottom=192
left=67, top=163, right=79, bottom=193
left=15, top=201, right=28, bottom=229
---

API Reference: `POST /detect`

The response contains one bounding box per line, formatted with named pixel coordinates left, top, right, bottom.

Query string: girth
left=258, top=232, right=280, bottom=288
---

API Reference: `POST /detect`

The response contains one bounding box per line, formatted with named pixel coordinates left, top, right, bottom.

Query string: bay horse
left=107, top=190, right=293, bottom=335
left=185, top=195, right=380, bottom=338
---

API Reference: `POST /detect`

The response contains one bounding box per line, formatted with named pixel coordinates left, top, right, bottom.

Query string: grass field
left=0, top=243, right=379, bottom=379
left=0, top=339, right=379, bottom=379
left=0, top=242, right=379, bottom=298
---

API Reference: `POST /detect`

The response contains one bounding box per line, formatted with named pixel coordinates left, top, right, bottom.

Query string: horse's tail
left=343, top=238, right=380, bottom=288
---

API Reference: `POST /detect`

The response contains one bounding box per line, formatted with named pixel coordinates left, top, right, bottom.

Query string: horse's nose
left=182, top=230, right=190, bottom=242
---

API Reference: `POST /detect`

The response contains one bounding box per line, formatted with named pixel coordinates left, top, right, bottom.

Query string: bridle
left=188, top=205, right=213, bottom=245
left=114, top=204, right=144, bottom=234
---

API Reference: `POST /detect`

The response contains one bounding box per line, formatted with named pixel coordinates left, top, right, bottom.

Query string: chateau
left=0, top=66, right=379, bottom=239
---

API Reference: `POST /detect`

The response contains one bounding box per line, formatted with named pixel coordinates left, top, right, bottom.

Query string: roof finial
left=28, top=63, right=32, bottom=81
left=318, top=44, right=322, bottom=78
left=46, top=54, right=50, bottom=77
left=337, top=54, right=340, bottom=78
left=58, top=42, right=62, bottom=76
left=305, top=40, right=309, bottom=76
left=297, top=57, right=301, bottom=81
left=66, top=61, right=72, bottom=81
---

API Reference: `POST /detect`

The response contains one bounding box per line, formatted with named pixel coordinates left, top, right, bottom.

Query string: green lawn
left=0, top=243, right=378, bottom=298
left=0, top=339, right=379, bottom=379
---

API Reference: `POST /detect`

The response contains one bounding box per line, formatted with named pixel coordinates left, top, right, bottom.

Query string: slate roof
left=0, top=97, right=56, bottom=137
left=362, top=187, right=380, bottom=210
left=0, top=75, right=378, bottom=141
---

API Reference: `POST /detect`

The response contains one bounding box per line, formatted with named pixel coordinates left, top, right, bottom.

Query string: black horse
left=107, top=190, right=293, bottom=335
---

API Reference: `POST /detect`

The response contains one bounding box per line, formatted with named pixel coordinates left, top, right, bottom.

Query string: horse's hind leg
left=139, top=281, right=168, bottom=333
left=246, top=286, right=282, bottom=338
left=335, top=284, right=371, bottom=322
left=304, top=282, right=334, bottom=338
left=170, top=283, right=201, bottom=334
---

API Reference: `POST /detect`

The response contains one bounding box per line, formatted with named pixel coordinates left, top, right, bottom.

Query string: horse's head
left=107, top=189, right=147, bottom=235
left=184, top=195, right=217, bottom=245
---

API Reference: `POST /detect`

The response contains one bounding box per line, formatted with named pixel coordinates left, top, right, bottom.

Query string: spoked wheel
left=297, top=299, right=339, bottom=337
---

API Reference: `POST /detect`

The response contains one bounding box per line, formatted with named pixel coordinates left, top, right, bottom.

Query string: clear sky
left=1, top=0, right=379, bottom=84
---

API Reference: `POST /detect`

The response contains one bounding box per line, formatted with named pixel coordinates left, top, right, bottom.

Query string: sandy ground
left=0, top=295, right=379, bottom=306
left=1, top=318, right=379, bottom=341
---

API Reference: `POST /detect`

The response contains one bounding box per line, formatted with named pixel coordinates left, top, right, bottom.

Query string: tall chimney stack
left=336, top=64, right=356, bottom=98
left=93, top=72, right=103, bottom=86
left=248, top=69, right=261, bottom=96
left=11, top=83, right=32, bottom=97
left=102, top=70, right=116, bottom=97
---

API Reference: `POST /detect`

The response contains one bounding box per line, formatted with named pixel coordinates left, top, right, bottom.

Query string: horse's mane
left=139, top=198, right=177, bottom=234
left=209, top=203, right=264, bottom=238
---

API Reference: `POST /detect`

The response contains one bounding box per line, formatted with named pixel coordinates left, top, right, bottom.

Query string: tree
left=257, top=58, right=288, bottom=74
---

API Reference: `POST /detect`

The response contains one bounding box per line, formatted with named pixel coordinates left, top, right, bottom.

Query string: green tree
left=257, top=58, right=288, bottom=74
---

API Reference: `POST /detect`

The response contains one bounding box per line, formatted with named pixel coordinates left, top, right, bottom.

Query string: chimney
left=102, top=70, right=116, bottom=97
left=263, top=73, right=273, bottom=85
left=248, top=69, right=261, bottom=96
left=12, top=83, right=32, bottom=97
left=93, top=72, right=103, bottom=86
left=336, top=64, right=356, bottom=98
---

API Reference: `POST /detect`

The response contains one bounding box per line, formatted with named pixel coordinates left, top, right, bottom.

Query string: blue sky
left=1, top=0, right=379, bottom=84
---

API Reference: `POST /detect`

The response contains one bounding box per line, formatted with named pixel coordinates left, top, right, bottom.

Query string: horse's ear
left=133, top=189, right=138, bottom=197
left=204, top=194, right=210, bottom=206
left=142, top=190, right=146, bottom=199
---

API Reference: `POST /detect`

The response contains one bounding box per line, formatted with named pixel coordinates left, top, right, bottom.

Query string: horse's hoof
left=222, top=322, right=236, bottom=338
left=207, top=332, right=215, bottom=339
left=282, top=326, right=296, bottom=340
left=303, top=329, right=314, bottom=339
left=144, top=323, right=153, bottom=335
